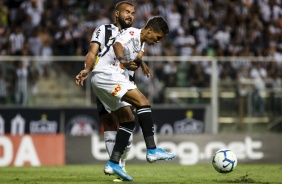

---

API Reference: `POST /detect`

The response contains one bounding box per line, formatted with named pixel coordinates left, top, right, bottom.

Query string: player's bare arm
left=113, top=42, right=138, bottom=70
left=114, top=41, right=152, bottom=76
left=140, top=61, right=152, bottom=77
left=130, top=51, right=152, bottom=77
left=75, top=42, right=100, bottom=86
left=135, top=51, right=152, bottom=77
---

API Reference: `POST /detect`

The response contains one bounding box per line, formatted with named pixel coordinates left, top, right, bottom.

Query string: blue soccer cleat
left=113, top=166, right=127, bottom=182
left=104, top=161, right=133, bottom=181
left=146, top=147, right=175, bottom=163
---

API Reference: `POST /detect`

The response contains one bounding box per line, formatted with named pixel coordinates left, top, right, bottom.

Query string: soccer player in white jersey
left=75, top=1, right=151, bottom=182
left=90, top=16, right=175, bottom=181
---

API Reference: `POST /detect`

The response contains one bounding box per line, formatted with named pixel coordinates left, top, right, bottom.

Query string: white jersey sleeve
left=90, top=25, right=106, bottom=49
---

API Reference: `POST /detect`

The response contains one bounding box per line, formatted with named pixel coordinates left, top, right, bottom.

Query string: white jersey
left=93, top=27, right=145, bottom=74
left=91, top=27, right=145, bottom=112
left=90, top=24, right=119, bottom=53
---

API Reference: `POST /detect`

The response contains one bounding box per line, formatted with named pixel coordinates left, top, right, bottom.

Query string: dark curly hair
left=144, top=16, right=169, bottom=35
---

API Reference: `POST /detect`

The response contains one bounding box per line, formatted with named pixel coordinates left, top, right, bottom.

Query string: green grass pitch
left=1, top=164, right=282, bottom=184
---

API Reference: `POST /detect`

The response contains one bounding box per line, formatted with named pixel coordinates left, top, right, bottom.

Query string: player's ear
left=147, top=27, right=153, bottom=34
left=115, top=10, right=119, bottom=18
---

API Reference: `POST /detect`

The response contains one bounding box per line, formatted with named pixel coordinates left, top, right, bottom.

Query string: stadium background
left=0, top=0, right=281, bottom=166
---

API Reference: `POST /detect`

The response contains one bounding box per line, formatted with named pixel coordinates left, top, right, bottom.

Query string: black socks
left=110, top=121, right=135, bottom=164
left=136, top=106, right=156, bottom=149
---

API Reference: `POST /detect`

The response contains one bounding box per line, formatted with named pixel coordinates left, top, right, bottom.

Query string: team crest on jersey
left=129, top=31, right=134, bottom=36
left=111, top=84, right=122, bottom=96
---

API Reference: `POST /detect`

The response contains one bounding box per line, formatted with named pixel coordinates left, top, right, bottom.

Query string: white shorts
left=91, top=70, right=137, bottom=112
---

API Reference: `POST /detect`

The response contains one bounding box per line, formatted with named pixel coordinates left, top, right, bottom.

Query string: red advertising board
left=0, top=134, right=65, bottom=167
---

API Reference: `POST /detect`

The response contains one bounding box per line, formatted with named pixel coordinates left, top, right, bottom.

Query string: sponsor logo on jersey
left=119, top=63, right=125, bottom=69
left=111, top=84, right=122, bottom=96
left=95, top=28, right=101, bottom=39
left=131, top=38, right=140, bottom=53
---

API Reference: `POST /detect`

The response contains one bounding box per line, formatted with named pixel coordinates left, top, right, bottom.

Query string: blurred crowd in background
left=0, top=0, right=282, bottom=114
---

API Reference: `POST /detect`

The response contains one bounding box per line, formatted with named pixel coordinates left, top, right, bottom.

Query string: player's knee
left=103, top=123, right=117, bottom=131
left=114, top=106, right=135, bottom=122
left=101, top=113, right=118, bottom=131
left=120, top=121, right=135, bottom=131
left=117, top=115, right=135, bottom=123
left=134, top=96, right=150, bottom=107
left=143, top=98, right=150, bottom=106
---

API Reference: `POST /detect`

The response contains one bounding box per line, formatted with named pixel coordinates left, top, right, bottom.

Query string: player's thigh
left=97, top=97, right=109, bottom=117
left=97, top=97, right=118, bottom=131
left=122, top=88, right=150, bottom=107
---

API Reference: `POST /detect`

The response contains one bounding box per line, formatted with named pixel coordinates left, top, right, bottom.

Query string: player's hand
left=141, top=62, right=153, bottom=77
left=121, top=61, right=138, bottom=71
left=75, top=69, right=90, bottom=86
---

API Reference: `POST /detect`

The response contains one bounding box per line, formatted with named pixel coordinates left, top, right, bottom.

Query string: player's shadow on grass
left=213, top=174, right=258, bottom=183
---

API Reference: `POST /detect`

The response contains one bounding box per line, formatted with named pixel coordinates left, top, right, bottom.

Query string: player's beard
left=119, top=17, right=132, bottom=29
